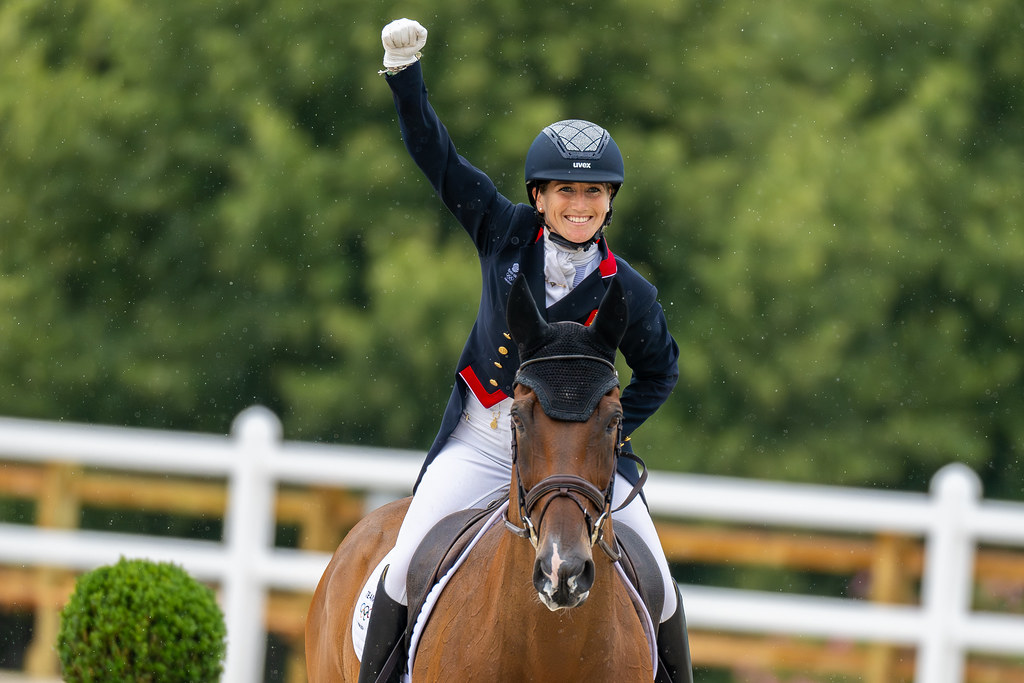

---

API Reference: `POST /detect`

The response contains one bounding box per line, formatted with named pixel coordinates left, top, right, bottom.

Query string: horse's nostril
left=533, top=553, right=594, bottom=606
left=557, top=556, right=594, bottom=596
left=533, top=559, right=550, bottom=593
left=578, top=558, right=595, bottom=593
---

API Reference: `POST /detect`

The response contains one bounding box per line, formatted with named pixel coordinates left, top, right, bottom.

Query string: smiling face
left=533, top=182, right=613, bottom=244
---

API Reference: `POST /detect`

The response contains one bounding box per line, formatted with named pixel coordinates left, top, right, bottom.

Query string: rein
left=503, top=354, right=649, bottom=561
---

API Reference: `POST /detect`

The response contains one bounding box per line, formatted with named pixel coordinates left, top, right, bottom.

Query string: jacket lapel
left=522, top=227, right=549, bottom=319
left=546, top=237, right=618, bottom=324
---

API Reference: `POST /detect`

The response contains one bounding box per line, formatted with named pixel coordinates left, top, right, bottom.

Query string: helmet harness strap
left=545, top=225, right=604, bottom=250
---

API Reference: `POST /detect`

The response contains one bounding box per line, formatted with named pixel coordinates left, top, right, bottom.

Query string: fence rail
left=2, top=407, right=1024, bottom=682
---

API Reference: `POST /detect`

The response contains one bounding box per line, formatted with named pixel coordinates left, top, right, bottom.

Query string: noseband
left=503, top=354, right=648, bottom=561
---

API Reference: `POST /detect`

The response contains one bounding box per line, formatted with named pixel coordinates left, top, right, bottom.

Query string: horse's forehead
left=516, top=386, right=621, bottom=423
left=514, top=315, right=619, bottom=421
left=515, top=358, right=618, bottom=422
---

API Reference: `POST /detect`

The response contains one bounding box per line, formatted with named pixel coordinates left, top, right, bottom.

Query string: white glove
left=381, top=18, right=427, bottom=68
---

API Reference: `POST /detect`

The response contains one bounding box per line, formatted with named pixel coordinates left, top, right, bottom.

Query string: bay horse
left=306, top=275, right=655, bottom=681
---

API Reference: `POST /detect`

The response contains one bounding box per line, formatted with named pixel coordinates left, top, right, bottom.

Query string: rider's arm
left=381, top=20, right=521, bottom=254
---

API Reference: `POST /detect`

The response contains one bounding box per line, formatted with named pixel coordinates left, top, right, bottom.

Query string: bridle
left=503, top=354, right=648, bottom=561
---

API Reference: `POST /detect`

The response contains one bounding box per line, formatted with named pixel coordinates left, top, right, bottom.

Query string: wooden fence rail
left=2, top=408, right=1024, bottom=682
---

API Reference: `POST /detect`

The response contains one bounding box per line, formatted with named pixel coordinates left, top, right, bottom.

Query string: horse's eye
left=607, top=414, right=622, bottom=433
left=511, top=412, right=525, bottom=431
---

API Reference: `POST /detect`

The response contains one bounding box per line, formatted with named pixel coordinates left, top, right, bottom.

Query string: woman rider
left=359, top=18, right=693, bottom=683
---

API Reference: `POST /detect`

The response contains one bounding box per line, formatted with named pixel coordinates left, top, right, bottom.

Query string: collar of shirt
left=542, top=228, right=600, bottom=307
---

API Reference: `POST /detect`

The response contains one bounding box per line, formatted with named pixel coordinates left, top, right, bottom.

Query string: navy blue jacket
left=387, top=62, right=679, bottom=488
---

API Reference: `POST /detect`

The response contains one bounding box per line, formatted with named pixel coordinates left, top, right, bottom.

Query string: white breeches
left=382, top=393, right=678, bottom=623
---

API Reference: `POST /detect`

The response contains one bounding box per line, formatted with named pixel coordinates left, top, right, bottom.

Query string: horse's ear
left=589, top=277, right=629, bottom=351
left=506, top=273, right=548, bottom=348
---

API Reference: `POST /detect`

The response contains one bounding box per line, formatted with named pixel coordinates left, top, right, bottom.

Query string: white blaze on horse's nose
left=546, top=543, right=564, bottom=588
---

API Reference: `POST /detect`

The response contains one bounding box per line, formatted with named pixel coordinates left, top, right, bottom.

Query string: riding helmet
left=524, top=119, right=624, bottom=206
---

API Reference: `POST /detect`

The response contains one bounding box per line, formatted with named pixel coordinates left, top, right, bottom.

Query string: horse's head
left=504, top=274, right=629, bottom=611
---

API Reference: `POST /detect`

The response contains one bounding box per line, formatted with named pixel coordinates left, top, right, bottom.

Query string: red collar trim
left=599, top=241, right=617, bottom=277
left=458, top=366, right=509, bottom=409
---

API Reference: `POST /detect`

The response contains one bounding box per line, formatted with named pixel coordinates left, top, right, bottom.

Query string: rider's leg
left=357, top=569, right=407, bottom=683
left=359, top=397, right=512, bottom=682
left=611, top=474, right=693, bottom=683
left=381, top=436, right=511, bottom=602
left=655, top=583, right=693, bottom=683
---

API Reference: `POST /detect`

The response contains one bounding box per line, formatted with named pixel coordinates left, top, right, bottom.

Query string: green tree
left=1, top=0, right=1020, bottom=498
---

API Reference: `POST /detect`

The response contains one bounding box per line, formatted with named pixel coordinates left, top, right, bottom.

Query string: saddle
left=404, top=499, right=666, bottom=643
left=613, top=522, right=666, bottom=636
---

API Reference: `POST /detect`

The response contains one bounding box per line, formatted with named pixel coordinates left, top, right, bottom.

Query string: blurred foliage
left=58, top=557, right=226, bottom=682
left=1, top=0, right=1021, bottom=498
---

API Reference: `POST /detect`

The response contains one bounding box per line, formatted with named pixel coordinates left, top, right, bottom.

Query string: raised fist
left=381, top=18, right=427, bottom=68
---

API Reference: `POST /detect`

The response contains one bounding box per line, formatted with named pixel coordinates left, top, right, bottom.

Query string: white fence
left=2, top=406, right=1024, bottom=682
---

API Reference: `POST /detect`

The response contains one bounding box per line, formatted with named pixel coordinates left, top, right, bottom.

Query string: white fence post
left=222, top=406, right=281, bottom=683
left=6, top=412, right=1024, bottom=682
left=916, top=463, right=982, bottom=683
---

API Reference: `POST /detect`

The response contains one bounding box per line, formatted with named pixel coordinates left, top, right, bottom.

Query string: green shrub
left=57, top=557, right=226, bottom=682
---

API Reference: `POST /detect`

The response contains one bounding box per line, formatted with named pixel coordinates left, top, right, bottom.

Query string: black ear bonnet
left=515, top=323, right=620, bottom=421
left=505, top=275, right=629, bottom=421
